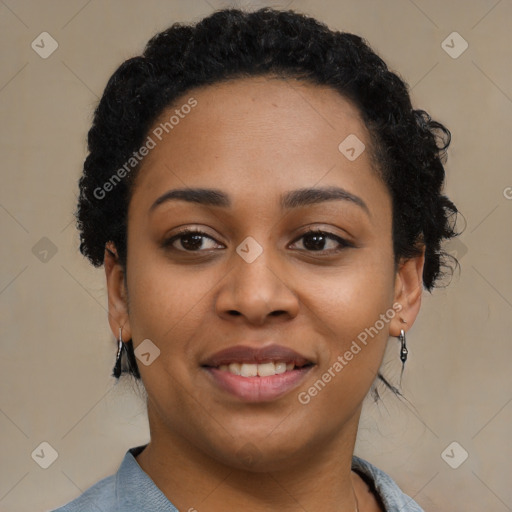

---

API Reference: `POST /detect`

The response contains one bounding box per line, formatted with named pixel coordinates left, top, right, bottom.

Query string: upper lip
left=201, top=344, right=314, bottom=367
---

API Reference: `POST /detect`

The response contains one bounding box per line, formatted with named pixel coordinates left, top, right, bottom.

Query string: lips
left=201, top=344, right=315, bottom=402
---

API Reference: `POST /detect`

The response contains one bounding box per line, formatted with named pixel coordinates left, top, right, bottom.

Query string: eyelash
left=162, top=227, right=353, bottom=255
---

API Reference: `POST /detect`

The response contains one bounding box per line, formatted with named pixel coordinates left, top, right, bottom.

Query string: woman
left=53, top=7, right=459, bottom=512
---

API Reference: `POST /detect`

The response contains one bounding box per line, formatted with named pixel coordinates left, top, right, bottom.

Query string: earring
left=112, top=327, right=124, bottom=378
left=399, top=329, right=408, bottom=364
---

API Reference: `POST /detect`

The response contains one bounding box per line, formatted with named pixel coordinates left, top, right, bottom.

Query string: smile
left=218, top=361, right=306, bottom=377
left=201, top=344, right=315, bottom=402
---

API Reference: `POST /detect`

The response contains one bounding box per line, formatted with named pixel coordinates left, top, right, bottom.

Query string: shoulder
left=352, top=456, right=425, bottom=511
left=49, top=473, right=116, bottom=512
left=49, top=445, right=179, bottom=512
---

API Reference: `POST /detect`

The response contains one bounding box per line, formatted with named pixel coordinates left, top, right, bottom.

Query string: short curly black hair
left=76, top=7, right=459, bottom=382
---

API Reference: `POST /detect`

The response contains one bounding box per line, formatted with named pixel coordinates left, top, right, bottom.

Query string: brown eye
left=290, top=230, right=351, bottom=253
left=163, top=229, right=223, bottom=252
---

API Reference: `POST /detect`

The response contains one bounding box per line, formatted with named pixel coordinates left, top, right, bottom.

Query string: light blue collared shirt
left=50, top=445, right=425, bottom=512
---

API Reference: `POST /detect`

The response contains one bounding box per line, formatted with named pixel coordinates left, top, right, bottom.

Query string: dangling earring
left=399, top=329, right=408, bottom=364
left=398, top=324, right=408, bottom=385
left=112, top=327, right=124, bottom=378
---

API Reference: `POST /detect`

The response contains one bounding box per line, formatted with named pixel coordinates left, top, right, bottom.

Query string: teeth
left=257, top=362, right=275, bottom=377
left=228, top=363, right=241, bottom=375
left=240, top=363, right=258, bottom=377
left=217, top=361, right=297, bottom=377
left=275, top=362, right=287, bottom=374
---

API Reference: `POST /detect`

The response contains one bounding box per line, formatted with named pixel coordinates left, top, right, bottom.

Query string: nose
left=214, top=244, right=300, bottom=326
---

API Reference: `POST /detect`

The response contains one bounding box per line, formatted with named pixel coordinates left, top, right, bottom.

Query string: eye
left=162, top=227, right=352, bottom=254
left=163, top=228, right=224, bottom=252
left=289, top=229, right=352, bottom=253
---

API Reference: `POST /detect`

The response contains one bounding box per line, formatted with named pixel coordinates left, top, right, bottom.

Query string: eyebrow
left=149, top=186, right=370, bottom=216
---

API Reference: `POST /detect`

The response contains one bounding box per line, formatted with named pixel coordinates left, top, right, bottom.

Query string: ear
left=389, top=248, right=425, bottom=337
left=104, top=242, right=132, bottom=342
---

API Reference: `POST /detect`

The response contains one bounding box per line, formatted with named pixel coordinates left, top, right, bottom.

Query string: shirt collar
left=116, top=444, right=178, bottom=511
left=352, top=455, right=424, bottom=511
left=116, top=445, right=422, bottom=511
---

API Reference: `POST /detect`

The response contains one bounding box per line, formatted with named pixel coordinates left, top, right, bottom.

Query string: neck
left=135, top=404, right=364, bottom=512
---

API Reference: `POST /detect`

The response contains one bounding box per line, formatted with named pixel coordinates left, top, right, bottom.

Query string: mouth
left=215, top=360, right=310, bottom=377
left=201, top=344, right=315, bottom=402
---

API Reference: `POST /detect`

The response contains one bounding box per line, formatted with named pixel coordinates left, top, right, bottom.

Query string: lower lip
left=204, top=367, right=312, bottom=403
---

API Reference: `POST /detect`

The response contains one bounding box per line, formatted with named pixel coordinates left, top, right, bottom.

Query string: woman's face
left=106, top=76, right=423, bottom=470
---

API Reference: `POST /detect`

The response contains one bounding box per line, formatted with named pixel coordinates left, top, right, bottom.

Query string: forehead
left=129, top=76, right=389, bottom=219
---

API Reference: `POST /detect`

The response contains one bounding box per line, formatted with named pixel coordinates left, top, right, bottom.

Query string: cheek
left=300, top=250, right=396, bottom=386
left=125, top=250, right=224, bottom=373
left=302, top=245, right=396, bottom=333
left=296, top=304, right=392, bottom=422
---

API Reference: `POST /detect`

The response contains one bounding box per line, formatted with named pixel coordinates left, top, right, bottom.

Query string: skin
left=104, top=76, right=425, bottom=511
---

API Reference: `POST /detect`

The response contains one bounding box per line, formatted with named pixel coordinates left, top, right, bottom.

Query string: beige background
left=1, top=0, right=511, bottom=511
